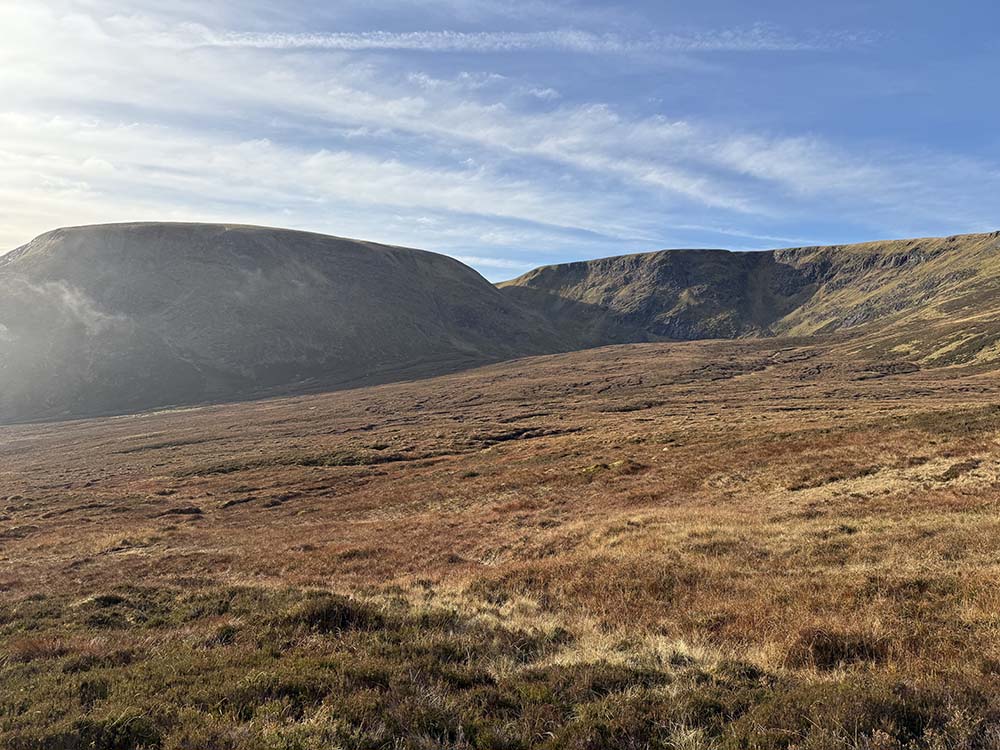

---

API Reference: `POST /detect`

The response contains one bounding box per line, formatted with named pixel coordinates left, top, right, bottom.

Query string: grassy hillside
left=0, top=223, right=565, bottom=423
left=5, top=224, right=1000, bottom=424
left=502, top=231, right=1000, bottom=364
left=775, top=232, right=1000, bottom=364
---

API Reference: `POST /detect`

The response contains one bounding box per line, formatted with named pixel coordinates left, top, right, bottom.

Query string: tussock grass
left=4, top=585, right=999, bottom=750
left=7, top=339, right=1000, bottom=747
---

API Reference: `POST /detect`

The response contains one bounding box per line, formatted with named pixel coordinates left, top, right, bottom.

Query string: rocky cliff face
left=501, top=247, right=819, bottom=340
left=501, top=232, right=1000, bottom=353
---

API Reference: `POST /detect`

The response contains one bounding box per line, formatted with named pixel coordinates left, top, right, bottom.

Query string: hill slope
left=0, top=223, right=564, bottom=422
left=501, top=231, right=1000, bottom=362
left=5, top=224, right=1000, bottom=423
left=501, top=248, right=816, bottom=340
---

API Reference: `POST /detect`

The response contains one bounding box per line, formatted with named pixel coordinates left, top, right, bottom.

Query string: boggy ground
left=3, top=338, right=1000, bottom=748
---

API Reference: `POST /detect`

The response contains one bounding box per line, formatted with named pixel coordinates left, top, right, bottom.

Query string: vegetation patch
left=903, top=404, right=1000, bottom=437
left=936, top=458, right=981, bottom=482
left=785, top=627, right=890, bottom=670
left=5, top=585, right=997, bottom=749
left=788, top=463, right=881, bottom=491
left=175, top=449, right=411, bottom=476
left=579, top=459, right=648, bottom=479
left=599, top=399, right=665, bottom=413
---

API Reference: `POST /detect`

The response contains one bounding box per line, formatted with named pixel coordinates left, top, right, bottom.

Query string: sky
left=2, top=1, right=999, bottom=281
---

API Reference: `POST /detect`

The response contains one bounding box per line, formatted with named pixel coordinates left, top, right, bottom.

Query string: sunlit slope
left=773, top=233, right=1000, bottom=363
left=502, top=231, right=1000, bottom=362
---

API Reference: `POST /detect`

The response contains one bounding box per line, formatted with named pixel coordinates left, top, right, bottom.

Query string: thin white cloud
left=0, top=113, right=639, bottom=241
left=0, top=1, right=993, bottom=268
left=528, top=87, right=560, bottom=100
left=160, top=23, right=870, bottom=55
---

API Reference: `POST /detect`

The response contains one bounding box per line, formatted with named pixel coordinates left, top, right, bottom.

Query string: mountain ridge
left=3, top=223, right=1000, bottom=423
left=501, top=230, right=1000, bottom=353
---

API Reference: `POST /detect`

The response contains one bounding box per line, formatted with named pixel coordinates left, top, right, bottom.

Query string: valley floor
left=3, top=338, right=1000, bottom=748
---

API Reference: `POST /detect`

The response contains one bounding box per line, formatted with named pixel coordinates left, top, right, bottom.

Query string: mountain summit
left=0, top=223, right=562, bottom=422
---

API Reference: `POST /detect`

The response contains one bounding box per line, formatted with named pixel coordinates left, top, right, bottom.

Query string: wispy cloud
left=165, top=23, right=873, bottom=55
left=0, top=1, right=993, bottom=282
left=0, top=113, right=640, bottom=240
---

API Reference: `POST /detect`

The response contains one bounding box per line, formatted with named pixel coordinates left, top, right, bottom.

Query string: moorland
left=4, top=331, right=1000, bottom=748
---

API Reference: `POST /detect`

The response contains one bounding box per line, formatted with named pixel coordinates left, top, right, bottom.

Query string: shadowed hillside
left=502, top=248, right=816, bottom=340
left=502, top=231, right=1000, bottom=362
left=4, top=224, right=1000, bottom=424
left=0, top=223, right=565, bottom=423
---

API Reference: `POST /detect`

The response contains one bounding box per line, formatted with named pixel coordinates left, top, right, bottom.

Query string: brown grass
left=4, top=337, right=1000, bottom=745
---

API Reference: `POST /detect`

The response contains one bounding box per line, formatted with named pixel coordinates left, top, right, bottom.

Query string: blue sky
left=2, top=1, right=999, bottom=280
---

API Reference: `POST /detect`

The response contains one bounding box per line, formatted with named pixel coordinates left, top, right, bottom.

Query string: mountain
left=501, top=248, right=815, bottom=341
left=501, top=231, right=1000, bottom=363
left=0, top=223, right=564, bottom=423
left=4, top=224, right=1000, bottom=424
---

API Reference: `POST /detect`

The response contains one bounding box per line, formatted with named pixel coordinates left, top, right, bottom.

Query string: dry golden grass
left=4, top=337, right=1000, bottom=746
